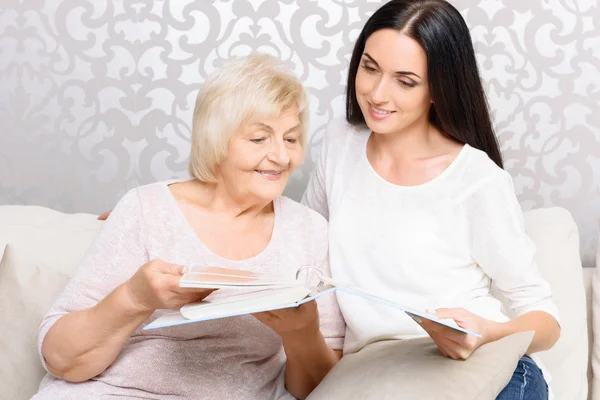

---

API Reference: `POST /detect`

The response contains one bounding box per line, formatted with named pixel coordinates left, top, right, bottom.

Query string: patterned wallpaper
left=0, top=0, right=599, bottom=267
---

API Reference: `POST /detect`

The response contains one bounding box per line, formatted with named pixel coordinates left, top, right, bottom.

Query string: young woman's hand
left=417, top=308, right=495, bottom=360
left=97, top=210, right=112, bottom=220
left=252, top=300, right=320, bottom=339
left=123, top=259, right=216, bottom=313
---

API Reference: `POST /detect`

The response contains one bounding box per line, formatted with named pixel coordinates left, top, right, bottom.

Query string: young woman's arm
left=420, top=307, right=559, bottom=360
left=418, top=169, right=560, bottom=359
left=489, top=311, right=560, bottom=353
left=469, top=170, right=560, bottom=352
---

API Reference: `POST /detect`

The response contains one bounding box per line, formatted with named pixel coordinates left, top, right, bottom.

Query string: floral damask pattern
left=0, top=0, right=598, bottom=266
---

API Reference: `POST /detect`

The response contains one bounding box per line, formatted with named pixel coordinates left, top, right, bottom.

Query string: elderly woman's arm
left=253, top=301, right=342, bottom=399
left=43, top=260, right=213, bottom=382
left=282, top=313, right=343, bottom=399
left=40, top=189, right=214, bottom=382
left=42, top=281, right=152, bottom=381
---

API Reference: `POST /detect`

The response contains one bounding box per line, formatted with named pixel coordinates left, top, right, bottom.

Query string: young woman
left=301, top=1, right=560, bottom=399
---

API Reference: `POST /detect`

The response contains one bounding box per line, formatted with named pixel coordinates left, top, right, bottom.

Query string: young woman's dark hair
left=346, top=0, right=503, bottom=168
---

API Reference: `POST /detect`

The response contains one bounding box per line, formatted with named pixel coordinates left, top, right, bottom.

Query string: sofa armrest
left=583, top=267, right=594, bottom=400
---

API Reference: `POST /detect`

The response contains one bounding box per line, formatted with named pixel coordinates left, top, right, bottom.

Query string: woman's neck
left=369, top=120, right=443, bottom=163
left=182, top=180, right=273, bottom=219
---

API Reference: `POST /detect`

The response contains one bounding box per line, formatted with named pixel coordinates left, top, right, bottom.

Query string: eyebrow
left=362, top=53, right=422, bottom=79
left=251, top=122, right=301, bottom=134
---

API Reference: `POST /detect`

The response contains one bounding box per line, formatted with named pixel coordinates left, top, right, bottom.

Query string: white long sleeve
left=464, top=170, right=559, bottom=319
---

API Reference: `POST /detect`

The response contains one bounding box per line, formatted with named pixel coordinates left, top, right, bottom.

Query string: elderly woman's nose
left=267, top=139, right=291, bottom=165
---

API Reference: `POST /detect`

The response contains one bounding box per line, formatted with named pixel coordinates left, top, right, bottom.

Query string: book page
left=332, top=282, right=481, bottom=337
left=179, top=265, right=301, bottom=288
left=180, top=286, right=312, bottom=320
left=142, top=285, right=337, bottom=330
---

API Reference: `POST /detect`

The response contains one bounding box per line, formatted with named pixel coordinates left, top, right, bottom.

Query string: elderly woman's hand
left=252, top=300, right=320, bottom=339
left=123, top=259, right=216, bottom=313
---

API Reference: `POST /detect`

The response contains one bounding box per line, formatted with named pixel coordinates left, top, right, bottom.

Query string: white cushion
left=0, top=245, right=72, bottom=398
left=0, top=206, right=102, bottom=399
left=491, top=207, right=588, bottom=400
left=0, top=205, right=102, bottom=262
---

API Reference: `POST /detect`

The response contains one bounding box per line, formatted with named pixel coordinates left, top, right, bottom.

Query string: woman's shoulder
left=275, top=196, right=329, bottom=259
left=115, top=180, right=182, bottom=215
left=315, top=117, right=369, bottom=174
left=134, top=179, right=182, bottom=199
left=451, top=146, right=516, bottom=205
left=276, top=196, right=328, bottom=232
left=325, top=116, right=361, bottom=135
left=460, top=145, right=511, bottom=188
left=321, top=117, right=367, bottom=149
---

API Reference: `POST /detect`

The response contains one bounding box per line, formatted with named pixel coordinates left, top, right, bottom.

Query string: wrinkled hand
left=123, top=259, right=216, bottom=313
left=253, top=300, right=320, bottom=339
left=417, top=308, right=492, bottom=360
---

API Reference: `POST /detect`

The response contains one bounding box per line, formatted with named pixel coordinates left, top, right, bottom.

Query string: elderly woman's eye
left=285, top=138, right=298, bottom=144
left=250, top=138, right=266, bottom=144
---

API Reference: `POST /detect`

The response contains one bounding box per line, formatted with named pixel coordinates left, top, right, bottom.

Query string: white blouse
left=302, top=117, right=560, bottom=356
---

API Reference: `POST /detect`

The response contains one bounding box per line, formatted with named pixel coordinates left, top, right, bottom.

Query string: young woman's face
left=217, top=107, right=304, bottom=203
left=355, top=29, right=432, bottom=135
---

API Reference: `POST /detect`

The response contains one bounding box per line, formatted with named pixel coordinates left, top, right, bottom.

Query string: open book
left=143, top=265, right=481, bottom=338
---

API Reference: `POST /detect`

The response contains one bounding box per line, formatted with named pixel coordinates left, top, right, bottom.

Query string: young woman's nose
left=371, top=76, right=391, bottom=105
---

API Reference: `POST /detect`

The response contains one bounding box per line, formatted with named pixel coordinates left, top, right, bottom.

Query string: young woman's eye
left=398, top=80, right=416, bottom=88
left=361, top=64, right=377, bottom=73
left=250, top=138, right=266, bottom=144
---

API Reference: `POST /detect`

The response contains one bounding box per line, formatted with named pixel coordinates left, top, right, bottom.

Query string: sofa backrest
left=491, top=207, right=588, bottom=400
left=0, top=206, right=103, bottom=399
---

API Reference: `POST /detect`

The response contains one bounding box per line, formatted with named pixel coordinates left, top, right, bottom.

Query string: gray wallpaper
left=0, top=0, right=599, bottom=267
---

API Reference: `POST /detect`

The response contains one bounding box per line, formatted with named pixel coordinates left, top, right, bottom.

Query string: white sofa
left=0, top=205, right=596, bottom=400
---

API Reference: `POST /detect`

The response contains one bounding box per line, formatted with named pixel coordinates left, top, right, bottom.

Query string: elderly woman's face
left=219, top=107, right=303, bottom=203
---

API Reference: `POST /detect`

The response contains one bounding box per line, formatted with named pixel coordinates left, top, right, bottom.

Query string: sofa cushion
left=307, top=331, right=534, bottom=400
left=592, top=232, right=600, bottom=400
left=0, top=206, right=102, bottom=399
left=490, top=207, right=588, bottom=400
left=0, top=245, right=71, bottom=398
left=0, top=205, right=102, bottom=261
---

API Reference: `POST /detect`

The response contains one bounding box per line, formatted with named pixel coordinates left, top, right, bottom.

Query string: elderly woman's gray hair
left=189, top=54, right=309, bottom=182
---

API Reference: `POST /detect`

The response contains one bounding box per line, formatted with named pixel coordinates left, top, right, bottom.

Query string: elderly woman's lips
left=255, top=170, right=283, bottom=181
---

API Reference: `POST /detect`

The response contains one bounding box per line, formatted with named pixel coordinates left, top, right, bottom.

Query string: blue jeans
left=496, top=355, right=548, bottom=400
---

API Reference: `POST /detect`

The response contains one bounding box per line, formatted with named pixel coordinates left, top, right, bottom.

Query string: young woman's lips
left=256, top=170, right=283, bottom=181
left=368, top=103, right=395, bottom=121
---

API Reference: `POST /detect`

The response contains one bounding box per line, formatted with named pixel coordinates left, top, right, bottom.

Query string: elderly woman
left=33, top=55, right=344, bottom=400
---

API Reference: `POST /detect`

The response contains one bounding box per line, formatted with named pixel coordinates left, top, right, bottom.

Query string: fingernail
left=180, top=265, right=189, bottom=274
